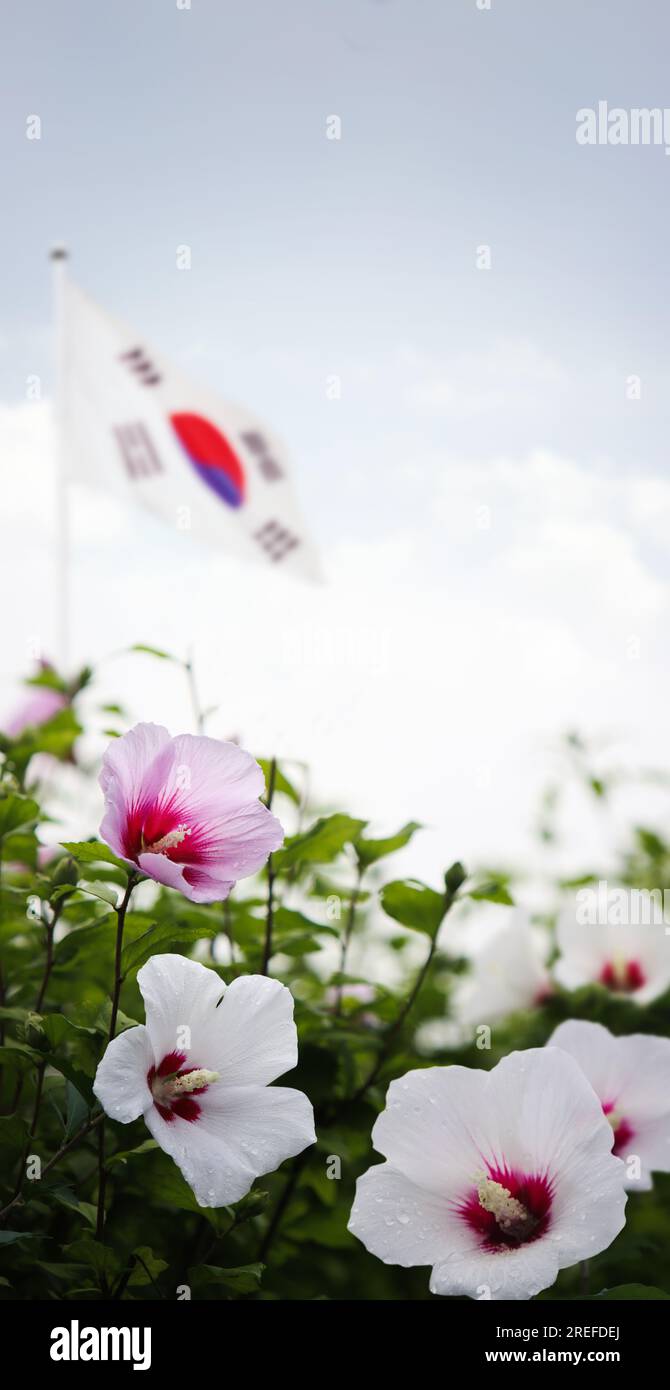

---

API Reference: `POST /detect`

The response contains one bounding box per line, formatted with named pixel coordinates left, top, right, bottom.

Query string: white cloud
left=1, top=401, right=669, bottom=894
left=401, top=340, right=568, bottom=420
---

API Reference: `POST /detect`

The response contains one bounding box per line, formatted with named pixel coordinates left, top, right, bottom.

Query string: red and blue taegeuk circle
left=170, top=412, right=246, bottom=509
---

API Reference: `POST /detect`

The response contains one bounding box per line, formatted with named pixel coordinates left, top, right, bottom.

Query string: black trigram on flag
left=113, top=422, right=164, bottom=479
left=254, top=520, right=300, bottom=562
left=119, top=347, right=162, bottom=388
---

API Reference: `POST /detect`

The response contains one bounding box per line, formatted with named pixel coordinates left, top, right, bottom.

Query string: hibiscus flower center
left=121, top=795, right=196, bottom=864
left=599, top=957, right=645, bottom=992
left=147, top=1050, right=218, bottom=1123
left=602, top=1101, right=635, bottom=1156
left=457, top=1166, right=553, bottom=1251
left=142, top=823, right=191, bottom=856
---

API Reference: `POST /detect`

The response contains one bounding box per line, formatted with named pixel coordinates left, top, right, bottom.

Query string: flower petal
left=184, top=800, right=284, bottom=880
left=137, top=853, right=237, bottom=904
left=137, top=953, right=227, bottom=1067
left=371, top=1065, right=490, bottom=1194
left=348, top=1162, right=456, bottom=1268
left=146, top=735, right=267, bottom=823
left=548, top=1020, right=621, bottom=1098
left=180, top=866, right=236, bottom=904
left=491, top=1049, right=627, bottom=1273
left=137, top=852, right=191, bottom=894
left=145, top=1083, right=315, bottom=1207
left=350, top=1049, right=627, bottom=1300
left=454, top=912, right=550, bottom=1026
left=4, top=686, right=67, bottom=738
left=93, top=1024, right=153, bottom=1123
left=207, top=974, right=299, bottom=1084
left=549, top=1020, right=670, bottom=1187
left=99, top=722, right=171, bottom=859
left=430, top=1234, right=562, bottom=1301
left=554, top=902, right=670, bottom=1003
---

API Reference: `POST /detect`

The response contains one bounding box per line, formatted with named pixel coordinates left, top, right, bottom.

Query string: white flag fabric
left=61, top=278, right=321, bottom=580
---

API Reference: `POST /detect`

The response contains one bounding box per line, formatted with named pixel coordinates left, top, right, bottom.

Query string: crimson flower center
left=599, top=958, right=645, bottom=992
left=457, top=1166, right=553, bottom=1251
left=147, top=1050, right=218, bottom=1124
left=143, top=824, right=191, bottom=855
left=123, top=794, right=202, bottom=866
left=602, top=1101, right=635, bottom=1156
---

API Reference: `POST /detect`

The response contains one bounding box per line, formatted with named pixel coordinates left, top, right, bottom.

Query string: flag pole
left=50, top=245, right=70, bottom=674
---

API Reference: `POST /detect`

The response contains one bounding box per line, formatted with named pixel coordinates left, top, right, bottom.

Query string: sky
left=1, top=0, right=669, bottom=891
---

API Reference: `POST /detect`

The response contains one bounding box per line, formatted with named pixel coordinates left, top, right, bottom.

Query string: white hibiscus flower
left=548, top=1020, right=670, bottom=1191
left=94, top=954, right=316, bottom=1207
left=555, top=901, right=670, bottom=1005
left=453, top=911, right=551, bottom=1028
left=348, top=1049, right=627, bottom=1300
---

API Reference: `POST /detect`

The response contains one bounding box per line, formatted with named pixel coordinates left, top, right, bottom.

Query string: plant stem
left=95, top=872, right=137, bottom=1241
left=334, top=863, right=364, bottom=1017
left=106, top=874, right=137, bottom=1044
left=34, top=900, right=62, bottom=1014
left=0, top=1111, right=103, bottom=1222
left=9, top=1059, right=46, bottom=1202
left=257, top=1150, right=308, bottom=1264
left=113, top=1251, right=166, bottom=1301
left=184, top=651, right=205, bottom=734
left=223, top=895, right=234, bottom=966
left=7, top=897, right=66, bottom=1190
left=350, top=885, right=459, bottom=1104
left=254, top=883, right=462, bottom=1264
left=261, top=759, right=277, bottom=976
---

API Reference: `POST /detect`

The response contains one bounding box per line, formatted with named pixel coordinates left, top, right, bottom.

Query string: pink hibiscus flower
left=3, top=684, right=67, bottom=738
left=99, top=722, right=283, bottom=903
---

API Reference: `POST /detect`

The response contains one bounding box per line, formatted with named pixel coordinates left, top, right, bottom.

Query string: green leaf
left=468, top=880, right=514, bottom=906
left=130, top=643, right=178, bottom=662
left=60, top=840, right=130, bottom=873
left=9, top=707, right=81, bottom=763
left=274, top=906, right=338, bottom=939
left=64, top=1237, right=122, bottom=1283
left=25, top=667, right=69, bottom=693
left=41, top=1015, right=98, bottom=1049
left=121, top=919, right=219, bottom=978
left=0, top=1042, right=42, bottom=1068
left=257, top=759, right=301, bottom=806
left=3, top=830, right=39, bottom=867
left=273, top=933, right=324, bottom=957
left=0, top=1230, right=36, bottom=1245
left=128, top=1149, right=224, bottom=1228
left=0, top=1006, right=29, bottom=1024
left=285, top=1207, right=356, bottom=1249
left=64, top=1080, right=91, bottom=1140
left=277, top=814, right=367, bottom=870
left=128, top=1247, right=169, bottom=1287
left=187, top=1263, right=265, bottom=1296
left=77, top=880, right=120, bottom=908
left=94, top=1001, right=140, bottom=1035
left=107, top=1138, right=159, bottom=1168
left=45, top=1055, right=95, bottom=1104
left=47, top=1185, right=98, bottom=1229
left=588, top=1284, right=670, bottom=1300
left=635, top=827, right=668, bottom=860
left=355, top=821, right=422, bottom=868
left=0, top=794, right=39, bottom=840
left=54, top=917, right=115, bottom=966
left=380, top=879, right=448, bottom=936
